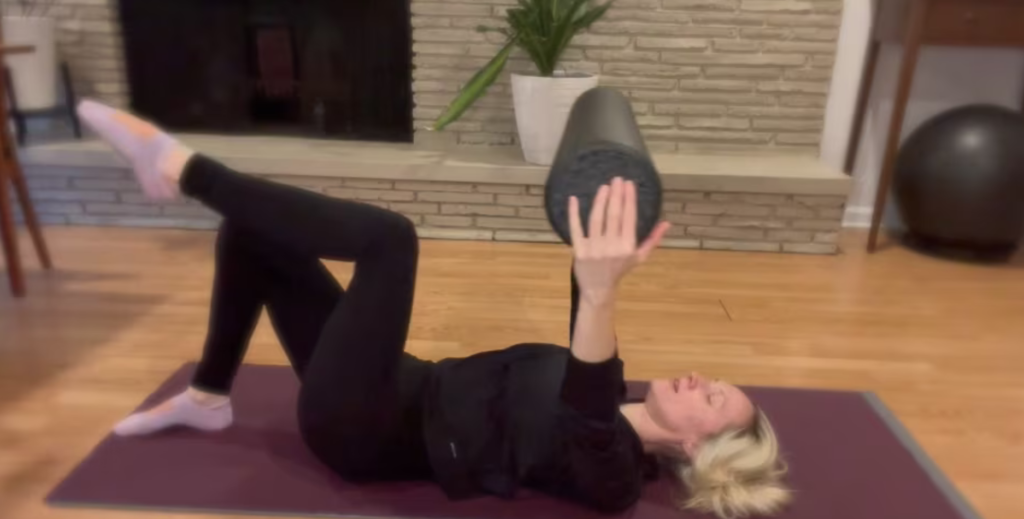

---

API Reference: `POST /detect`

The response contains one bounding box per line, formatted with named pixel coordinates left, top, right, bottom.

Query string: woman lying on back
left=79, top=100, right=790, bottom=519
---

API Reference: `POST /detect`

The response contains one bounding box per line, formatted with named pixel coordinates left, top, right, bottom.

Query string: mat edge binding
left=862, top=392, right=984, bottom=519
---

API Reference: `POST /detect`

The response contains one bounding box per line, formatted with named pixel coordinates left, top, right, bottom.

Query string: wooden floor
left=2, top=227, right=1023, bottom=519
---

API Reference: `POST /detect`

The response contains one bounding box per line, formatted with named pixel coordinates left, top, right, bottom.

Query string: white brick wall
left=19, top=165, right=844, bottom=254
left=2, top=0, right=130, bottom=106
left=14, top=0, right=841, bottom=152
left=411, top=0, right=841, bottom=151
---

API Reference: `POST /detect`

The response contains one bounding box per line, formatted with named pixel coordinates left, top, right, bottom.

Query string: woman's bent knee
left=371, top=211, right=419, bottom=258
left=390, top=212, right=419, bottom=244
left=300, top=424, right=397, bottom=483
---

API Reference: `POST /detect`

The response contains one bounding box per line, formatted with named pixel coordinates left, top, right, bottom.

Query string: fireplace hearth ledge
left=17, top=135, right=850, bottom=254
left=21, top=135, right=850, bottom=196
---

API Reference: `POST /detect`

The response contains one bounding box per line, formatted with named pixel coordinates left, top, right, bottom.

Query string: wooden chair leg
left=868, top=0, right=927, bottom=252
left=844, top=40, right=882, bottom=175
left=7, top=148, right=52, bottom=270
left=0, top=165, right=26, bottom=297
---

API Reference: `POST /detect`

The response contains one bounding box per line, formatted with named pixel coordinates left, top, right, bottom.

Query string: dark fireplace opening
left=118, top=0, right=413, bottom=142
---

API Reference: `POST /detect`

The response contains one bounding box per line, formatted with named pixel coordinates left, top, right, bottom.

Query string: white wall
left=820, top=0, right=1024, bottom=228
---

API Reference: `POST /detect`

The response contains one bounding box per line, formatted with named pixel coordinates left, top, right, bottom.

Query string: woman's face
left=644, top=372, right=756, bottom=454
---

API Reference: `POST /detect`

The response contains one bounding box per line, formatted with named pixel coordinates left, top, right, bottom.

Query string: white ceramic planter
left=511, top=72, right=599, bottom=166
left=2, top=16, right=58, bottom=110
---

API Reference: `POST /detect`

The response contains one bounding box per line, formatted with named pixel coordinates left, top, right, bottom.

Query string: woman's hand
left=569, top=177, right=671, bottom=300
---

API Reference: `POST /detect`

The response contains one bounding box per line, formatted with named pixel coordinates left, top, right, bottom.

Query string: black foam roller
left=544, top=87, right=662, bottom=245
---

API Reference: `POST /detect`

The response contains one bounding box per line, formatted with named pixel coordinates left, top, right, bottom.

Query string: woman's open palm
left=569, top=177, right=671, bottom=295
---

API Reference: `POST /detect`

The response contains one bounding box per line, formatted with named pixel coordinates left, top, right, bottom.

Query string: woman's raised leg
left=80, top=101, right=424, bottom=469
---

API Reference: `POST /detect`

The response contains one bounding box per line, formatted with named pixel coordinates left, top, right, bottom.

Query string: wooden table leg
left=7, top=147, right=52, bottom=269
left=1020, top=66, right=1024, bottom=112
left=844, top=39, right=882, bottom=175
left=868, top=0, right=928, bottom=252
left=0, top=161, right=25, bottom=297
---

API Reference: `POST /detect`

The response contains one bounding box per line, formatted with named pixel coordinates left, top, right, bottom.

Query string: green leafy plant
left=433, top=0, right=612, bottom=131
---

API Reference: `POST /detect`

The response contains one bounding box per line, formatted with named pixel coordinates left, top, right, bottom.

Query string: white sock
left=76, top=99, right=192, bottom=201
left=113, top=390, right=233, bottom=436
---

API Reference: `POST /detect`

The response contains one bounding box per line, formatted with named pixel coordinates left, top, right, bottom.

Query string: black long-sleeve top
left=422, top=343, right=656, bottom=513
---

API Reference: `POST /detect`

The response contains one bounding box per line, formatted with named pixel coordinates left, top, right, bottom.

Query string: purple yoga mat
left=48, top=364, right=980, bottom=519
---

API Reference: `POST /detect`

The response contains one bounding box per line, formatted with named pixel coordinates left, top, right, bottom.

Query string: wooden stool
left=0, top=44, right=53, bottom=297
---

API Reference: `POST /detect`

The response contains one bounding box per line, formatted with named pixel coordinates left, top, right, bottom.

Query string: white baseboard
left=843, top=206, right=872, bottom=228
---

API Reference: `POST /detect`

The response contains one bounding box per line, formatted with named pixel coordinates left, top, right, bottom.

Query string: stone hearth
left=19, top=137, right=850, bottom=254
left=15, top=0, right=851, bottom=254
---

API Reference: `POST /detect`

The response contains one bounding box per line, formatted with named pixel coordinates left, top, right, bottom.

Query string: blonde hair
left=673, top=410, right=791, bottom=519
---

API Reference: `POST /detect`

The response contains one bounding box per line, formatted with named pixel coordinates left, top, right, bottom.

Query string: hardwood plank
left=2, top=226, right=1023, bottom=519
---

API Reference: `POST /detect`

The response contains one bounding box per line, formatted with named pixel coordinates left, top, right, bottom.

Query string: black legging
left=182, top=155, right=433, bottom=481
left=180, top=155, right=584, bottom=483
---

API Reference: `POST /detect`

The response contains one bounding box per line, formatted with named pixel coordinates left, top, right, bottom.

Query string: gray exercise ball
left=894, top=105, right=1024, bottom=258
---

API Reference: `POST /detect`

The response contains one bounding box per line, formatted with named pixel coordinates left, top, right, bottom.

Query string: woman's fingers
left=568, top=195, right=585, bottom=247
left=573, top=178, right=635, bottom=246
left=588, top=184, right=610, bottom=240
left=605, top=177, right=624, bottom=239
left=622, top=180, right=638, bottom=245
left=636, top=221, right=671, bottom=263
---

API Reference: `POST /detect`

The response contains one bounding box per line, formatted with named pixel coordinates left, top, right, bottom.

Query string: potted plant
left=433, top=0, right=612, bottom=166
left=2, top=1, right=59, bottom=111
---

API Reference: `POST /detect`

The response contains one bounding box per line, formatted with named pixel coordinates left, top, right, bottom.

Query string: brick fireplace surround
left=13, top=0, right=850, bottom=254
